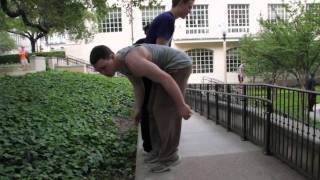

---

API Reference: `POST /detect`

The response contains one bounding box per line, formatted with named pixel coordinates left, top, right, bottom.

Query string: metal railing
left=201, top=76, right=224, bottom=84
left=48, top=56, right=95, bottom=73
left=186, top=83, right=320, bottom=180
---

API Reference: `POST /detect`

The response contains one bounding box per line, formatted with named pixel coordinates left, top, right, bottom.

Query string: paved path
left=135, top=112, right=306, bottom=180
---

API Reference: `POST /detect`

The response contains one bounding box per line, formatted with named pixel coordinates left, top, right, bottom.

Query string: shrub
left=34, top=51, right=65, bottom=58
left=0, top=54, right=20, bottom=64
left=0, top=71, right=136, bottom=179
left=0, top=51, right=65, bottom=64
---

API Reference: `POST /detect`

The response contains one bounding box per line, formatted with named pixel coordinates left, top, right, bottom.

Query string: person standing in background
left=19, top=46, right=28, bottom=70
left=238, top=63, right=245, bottom=84
left=308, top=73, right=317, bottom=111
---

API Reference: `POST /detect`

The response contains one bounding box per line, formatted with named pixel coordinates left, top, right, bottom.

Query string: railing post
left=242, top=85, right=247, bottom=140
left=215, top=85, right=220, bottom=124
left=265, top=86, right=272, bottom=155
left=194, top=85, right=197, bottom=111
left=207, top=84, right=210, bottom=119
left=200, top=84, right=203, bottom=115
left=227, top=84, right=231, bottom=131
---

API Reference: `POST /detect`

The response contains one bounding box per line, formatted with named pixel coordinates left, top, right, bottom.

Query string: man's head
left=172, top=0, right=194, bottom=19
left=90, top=45, right=116, bottom=77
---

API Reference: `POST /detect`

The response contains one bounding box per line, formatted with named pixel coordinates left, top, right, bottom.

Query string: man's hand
left=177, top=103, right=192, bottom=120
left=133, top=108, right=141, bottom=124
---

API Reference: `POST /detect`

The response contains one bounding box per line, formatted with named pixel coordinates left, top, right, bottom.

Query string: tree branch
left=35, top=32, right=46, bottom=40
left=6, top=30, right=29, bottom=38
left=1, top=0, right=50, bottom=33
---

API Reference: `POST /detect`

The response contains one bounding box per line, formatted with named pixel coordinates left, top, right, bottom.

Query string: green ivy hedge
left=0, top=71, right=137, bottom=179
left=0, top=51, right=65, bottom=64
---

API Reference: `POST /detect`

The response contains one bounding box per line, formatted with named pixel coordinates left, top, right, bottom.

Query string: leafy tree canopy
left=0, top=31, right=16, bottom=54
left=0, top=0, right=159, bottom=38
left=239, top=2, right=320, bottom=87
left=0, top=0, right=159, bottom=52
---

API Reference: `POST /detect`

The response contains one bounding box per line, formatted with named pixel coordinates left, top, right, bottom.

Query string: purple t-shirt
left=145, top=11, right=175, bottom=46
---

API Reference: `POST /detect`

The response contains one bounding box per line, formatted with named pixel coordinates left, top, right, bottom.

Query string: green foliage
left=0, top=31, right=16, bottom=54
left=0, top=54, right=19, bottom=64
left=239, top=2, right=320, bottom=87
left=33, top=51, right=65, bottom=58
left=0, top=71, right=136, bottom=179
left=0, top=0, right=161, bottom=41
left=0, top=51, right=65, bottom=64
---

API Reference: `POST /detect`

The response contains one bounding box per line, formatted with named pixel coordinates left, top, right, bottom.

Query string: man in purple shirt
left=141, top=0, right=195, bottom=173
left=145, top=0, right=194, bottom=45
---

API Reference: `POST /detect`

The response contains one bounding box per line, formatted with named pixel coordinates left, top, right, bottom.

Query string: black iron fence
left=186, top=83, right=320, bottom=180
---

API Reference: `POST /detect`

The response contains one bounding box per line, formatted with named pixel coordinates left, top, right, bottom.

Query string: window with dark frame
left=141, top=6, right=165, bottom=28
left=227, top=48, right=241, bottom=72
left=228, top=4, right=249, bottom=33
left=186, top=48, right=214, bottom=74
left=186, top=4, right=209, bottom=34
left=98, top=8, right=122, bottom=33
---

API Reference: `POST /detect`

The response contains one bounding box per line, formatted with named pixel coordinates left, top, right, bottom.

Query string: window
left=141, top=6, right=165, bottom=27
left=186, top=4, right=209, bottom=34
left=268, top=4, right=288, bottom=22
left=228, top=4, right=249, bottom=33
left=186, top=49, right=214, bottom=74
left=227, top=48, right=241, bottom=72
left=99, top=8, right=122, bottom=33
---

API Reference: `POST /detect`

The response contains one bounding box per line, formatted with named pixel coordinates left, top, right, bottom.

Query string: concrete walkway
left=135, top=112, right=306, bottom=180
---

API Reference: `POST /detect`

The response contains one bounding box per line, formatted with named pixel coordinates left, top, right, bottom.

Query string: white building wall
left=10, top=0, right=318, bottom=83
left=8, top=34, right=31, bottom=54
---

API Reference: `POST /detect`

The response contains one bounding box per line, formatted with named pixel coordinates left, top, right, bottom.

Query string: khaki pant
left=148, top=66, right=191, bottom=162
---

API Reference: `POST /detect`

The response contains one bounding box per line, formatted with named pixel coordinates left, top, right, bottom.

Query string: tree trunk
left=303, top=73, right=309, bottom=90
left=296, top=71, right=309, bottom=90
left=30, top=39, right=36, bottom=53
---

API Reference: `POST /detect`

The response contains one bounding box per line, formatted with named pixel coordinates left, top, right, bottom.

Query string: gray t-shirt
left=118, top=44, right=192, bottom=76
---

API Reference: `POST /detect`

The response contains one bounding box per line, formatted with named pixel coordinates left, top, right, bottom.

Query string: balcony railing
left=186, top=83, right=320, bottom=180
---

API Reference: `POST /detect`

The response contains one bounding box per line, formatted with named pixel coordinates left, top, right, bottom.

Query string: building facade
left=12, top=0, right=319, bottom=83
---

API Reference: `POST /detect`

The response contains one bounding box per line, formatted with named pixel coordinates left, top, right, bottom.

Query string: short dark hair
left=143, top=23, right=150, bottom=34
left=90, top=45, right=114, bottom=65
left=172, top=0, right=191, bottom=7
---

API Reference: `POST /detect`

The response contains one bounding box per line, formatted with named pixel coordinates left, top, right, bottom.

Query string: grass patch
left=0, top=71, right=137, bottom=179
left=246, top=86, right=320, bottom=128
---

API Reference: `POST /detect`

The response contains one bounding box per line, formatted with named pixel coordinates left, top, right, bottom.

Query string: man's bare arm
left=127, top=76, right=145, bottom=122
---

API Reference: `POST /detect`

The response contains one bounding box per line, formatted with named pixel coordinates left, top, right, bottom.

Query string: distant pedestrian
left=307, top=73, right=316, bottom=111
left=19, top=46, right=28, bottom=70
left=238, top=63, right=245, bottom=84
